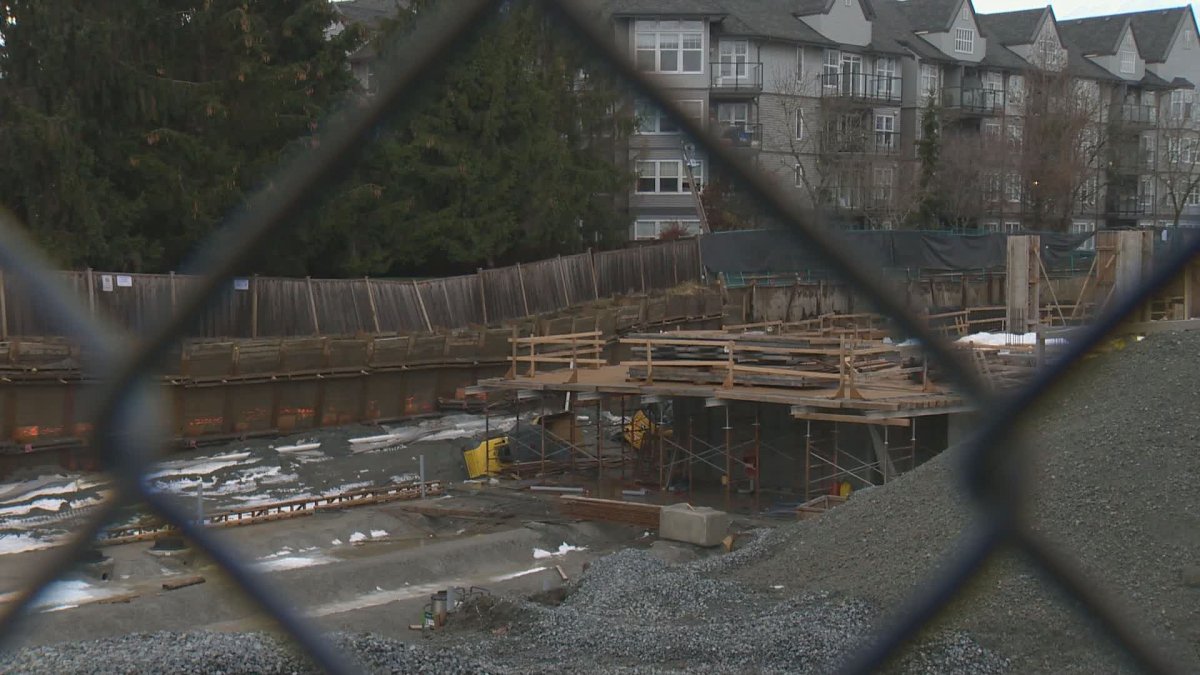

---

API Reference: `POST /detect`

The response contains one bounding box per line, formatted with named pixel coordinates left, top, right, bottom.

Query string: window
left=794, top=110, right=806, bottom=139
left=1079, top=177, right=1098, bottom=208
left=1006, top=172, right=1022, bottom=203
left=795, top=164, right=804, bottom=188
left=636, top=159, right=703, bottom=193
left=633, top=220, right=701, bottom=240
left=1169, top=89, right=1194, bottom=120
left=874, top=114, right=895, bottom=150
left=1007, top=74, right=1024, bottom=106
left=872, top=166, right=894, bottom=205
left=839, top=53, right=864, bottom=96
left=796, top=48, right=804, bottom=81
left=955, top=28, right=975, bottom=54
left=718, top=40, right=749, bottom=80
left=823, top=49, right=840, bottom=88
left=1187, top=187, right=1200, bottom=206
left=920, top=64, right=940, bottom=100
left=985, top=172, right=1002, bottom=202
left=875, top=57, right=897, bottom=99
left=1035, top=33, right=1064, bottom=69
left=984, top=119, right=1002, bottom=140
left=961, top=5, right=970, bottom=20
left=1007, top=119, right=1023, bottom=148
left=634, top=21, right=704, bottom=74
left=1169, top=138, right=1182, bottom=163
left=1071, top=221, right=1096, bottom=250
left=717, top=103, right=750, bottom=142
left=1119, top=46, right=1136, bottom=74
left=1139, top=176, right=1153, bottom=207
left=1003, top=221, right=1021, bottom=233
left=634, top=99, right=703, bottom=134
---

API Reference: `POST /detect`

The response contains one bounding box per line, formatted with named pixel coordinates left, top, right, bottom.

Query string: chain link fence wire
left=0, top=1, right=1193, bottom=673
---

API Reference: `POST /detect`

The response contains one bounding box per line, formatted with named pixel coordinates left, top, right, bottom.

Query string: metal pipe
left=420, top=454, right=426, bottom=499
left=724, top=405, right=732, bottom=510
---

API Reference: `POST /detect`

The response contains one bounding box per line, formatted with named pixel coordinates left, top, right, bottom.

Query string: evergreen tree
left=914, top=96, right=942, bottom=229
left=0, top=1, right=360, bottom=270
left=293, top=0, right=632, bottom=276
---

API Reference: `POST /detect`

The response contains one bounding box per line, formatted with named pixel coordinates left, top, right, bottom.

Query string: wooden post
left=305, top=276, right=320, bottom=336
left=588, top=248, right=600, bottom=301
left=804, top=420, right=811, bottom=503
left=250, top=275, right=259, bottom=339
left=671, top=243, right=679, bottom=286
left=0, top=270, right=8, bottom=339
left=516, top=263, right=531, bottom=317
left=1005, top=235, right=1040, bottom=334
left=477, top=269, right=489, bottom=326
left=596, top=397, right=603, bottom=491
left=723, top=405, right=732, bottom=510
left=364, top=276, right=381, bottom=334
left=86, top=268, right=96, bottom=318
left=687, top=416, right=694, bottom=503
left=169, top=271, right=177, bottom=319
left=413, top=281, right=433, bottom=332
left=556, top=255, right=571, bottom=307
left=638, top=247, right=647, bottom=294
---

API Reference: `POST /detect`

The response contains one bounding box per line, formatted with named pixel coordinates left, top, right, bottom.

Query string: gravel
left=727, top=330, right=1200, bottom=672
left=449, top=546, right=1007, bottom=674
left=0, top=631, right=493, bottom=674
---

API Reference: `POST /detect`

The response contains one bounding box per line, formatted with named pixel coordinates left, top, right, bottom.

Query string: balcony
left=1108, top=196, right=1147, bottom=217
left=713, top=121, right=762, bottom=150
left=710, top=62, right=763, bottom=98
left=819, top=73, right=902, bottom=105
left=822, top=131, right=901, bottom=156
left=1115, top=103, right=1157, bottom=128
left=941, top=87, right=1005, bottom=116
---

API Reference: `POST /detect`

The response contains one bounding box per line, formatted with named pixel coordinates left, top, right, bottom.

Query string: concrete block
left=658, top=504, right=731, bottom=548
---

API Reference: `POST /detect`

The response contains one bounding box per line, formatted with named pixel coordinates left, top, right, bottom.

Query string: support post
left=687, top=415, right=694, bottom=503
left=420, top=454, right=427, bottom=499
left=477, top=268, right=489, bottom=326
left=724, top=405, right=732, bottom=510
left=556, top=255, right=571, bottom=307
left=86, top=268, right=96, bottom=318
left=0, top=270, right=8, bottom=340
left=169, top=271, right=177, bottom=319
left=753, top=405, right=760, bottom=514
left=804, top=420, right=811, bottom=503
left=364, top=276, right=381, bottom=334
left=620, top=396, right=626, bottom=482
left=250, top=275, right=259, bottom=339
left=516, top=263, right=531, bottom=317
left=414, top=281, right=434, bottom=332
left=540, top=395, right=547, bottom=477
left=596, top=397, right=603, bottom=493
left=588, top=248, right=600, bottom=300
left=484, top=394, right=491, bottom=478
left=657, top=404, right=664, bottom=490
left=305, top=276, right=320, bottom=336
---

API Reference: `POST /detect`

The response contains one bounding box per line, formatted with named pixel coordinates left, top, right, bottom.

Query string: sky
left=972, top=0, right=1195, bottom=19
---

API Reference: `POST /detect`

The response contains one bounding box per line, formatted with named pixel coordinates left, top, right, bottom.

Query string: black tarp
left=699, top=229, right=1095, bottom=276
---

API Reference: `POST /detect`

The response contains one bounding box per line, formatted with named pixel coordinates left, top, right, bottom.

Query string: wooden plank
left=162, top=575, right=206, bottom=591
left=790, top=410, right=910, bottom=426
left=511, top=331, right=603, bottom=344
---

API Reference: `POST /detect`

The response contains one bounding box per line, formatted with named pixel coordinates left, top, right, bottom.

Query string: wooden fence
left=0, top=239, right=702, bottom=339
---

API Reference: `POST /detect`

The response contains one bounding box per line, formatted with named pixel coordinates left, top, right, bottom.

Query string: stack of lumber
left=622, top=331, right=910, bottom=391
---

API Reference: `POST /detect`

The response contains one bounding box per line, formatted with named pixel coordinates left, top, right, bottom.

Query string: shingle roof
left=976, top=8, right=1045, bottom=46
left=793, top=0, right=877, bottom=19
left=1058, top=15, right=1131, bottom=56
left=871, top=0, right=955, bottom=62
left=1107, top=7, right=1191, bottom=63
left=980, top=37, right=1030, bottom=71
left=603, top=0, right=727, bottom=16
left=716, top=0, right=834, bottom=45
left=892, top=0, right=964, bottom=33
left=1065, top=46, right=1119, bottom=81
left=332, top=0, right=407, bottom=29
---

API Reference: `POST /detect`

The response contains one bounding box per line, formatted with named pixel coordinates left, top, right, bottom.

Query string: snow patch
left=533, top=542, right=585, bottom=559
left=956, top=332, right=1067, bottom=347
left=0, top=534, right=61, bottom=555
left=348, top=531, right=367, bottom=543
left=32, top=579, right=124, bottom=612
left=369, top=529, right=388, bottom=539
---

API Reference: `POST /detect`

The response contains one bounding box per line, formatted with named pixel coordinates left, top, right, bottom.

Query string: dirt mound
left=733, top=330, right=1200, bottom=672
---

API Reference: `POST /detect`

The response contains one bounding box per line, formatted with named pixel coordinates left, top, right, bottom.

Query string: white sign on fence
left=233, top=278, right=250, bottom=291
left=116, top=275, right=133, bottom=288
left=101, top=275, right=114, bottom=292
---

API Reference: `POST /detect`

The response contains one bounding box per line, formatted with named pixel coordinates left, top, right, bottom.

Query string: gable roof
left=716, top=0, right=834, bottom=45
left=980, top=36, right=1030, bottom=71
left=1108, top=6, right=1193, bottom=63
left=871, top=0, right=954, bottom=61
left=603, top=0, right=727, bottom=16
left=794, top=0, right=877, bottom=20
left=893, top=0, right=966, bottom=34
left=976, top=8, right=1046, bottom=46
left=1058, top=15, right=1132, bottom=56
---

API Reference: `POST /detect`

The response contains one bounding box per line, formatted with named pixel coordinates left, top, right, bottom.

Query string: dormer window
left=954, top=28, right=974, bottom=54
left=1185, top=29, right=1195, bottom=50
left=1119, top=46, right=1135, bottom=74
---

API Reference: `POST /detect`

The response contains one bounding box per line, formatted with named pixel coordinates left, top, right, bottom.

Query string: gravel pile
left=457, top=547, right=1008, bottom=674
left=728, top=331, right=1200, bottom=672
left=0, top=631, right=493, bottom=674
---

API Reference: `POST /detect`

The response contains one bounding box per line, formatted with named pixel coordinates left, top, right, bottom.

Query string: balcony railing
left=822, top=131, right=900, bottom=155
left=819, top=73, right=902, bottom=104
left=1116, top=104, right=1157, bottom=127
left=710, top=62, right=763, bottom=95
left=942, top=87, right=1005, bottom=115
left=1109, top=196, right=1147, bottom=217
left=714, top=121, right=762, bottom=149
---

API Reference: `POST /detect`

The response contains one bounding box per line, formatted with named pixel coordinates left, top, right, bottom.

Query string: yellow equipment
left=622, top=410, right=670, bottom=451
left=463, top=436, right=510, bottom=479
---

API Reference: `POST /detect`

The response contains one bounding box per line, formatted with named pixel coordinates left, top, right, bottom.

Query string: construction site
left=0, top=228, right=1195, bottom=673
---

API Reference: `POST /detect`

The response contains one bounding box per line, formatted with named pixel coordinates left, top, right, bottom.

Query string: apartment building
left=602, top=0, right=1200, bottom=240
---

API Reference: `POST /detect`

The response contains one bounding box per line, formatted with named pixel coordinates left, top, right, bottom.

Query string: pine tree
left=0, top=1, right=360, bottom=270
left=915, top=96, right=942, bottom=229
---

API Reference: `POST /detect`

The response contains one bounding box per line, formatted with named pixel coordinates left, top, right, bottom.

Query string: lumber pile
left=558, top=495, right=662, bottom=527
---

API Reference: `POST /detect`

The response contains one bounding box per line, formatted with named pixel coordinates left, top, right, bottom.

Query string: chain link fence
left=0, top=1, right=1191, bottom=673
